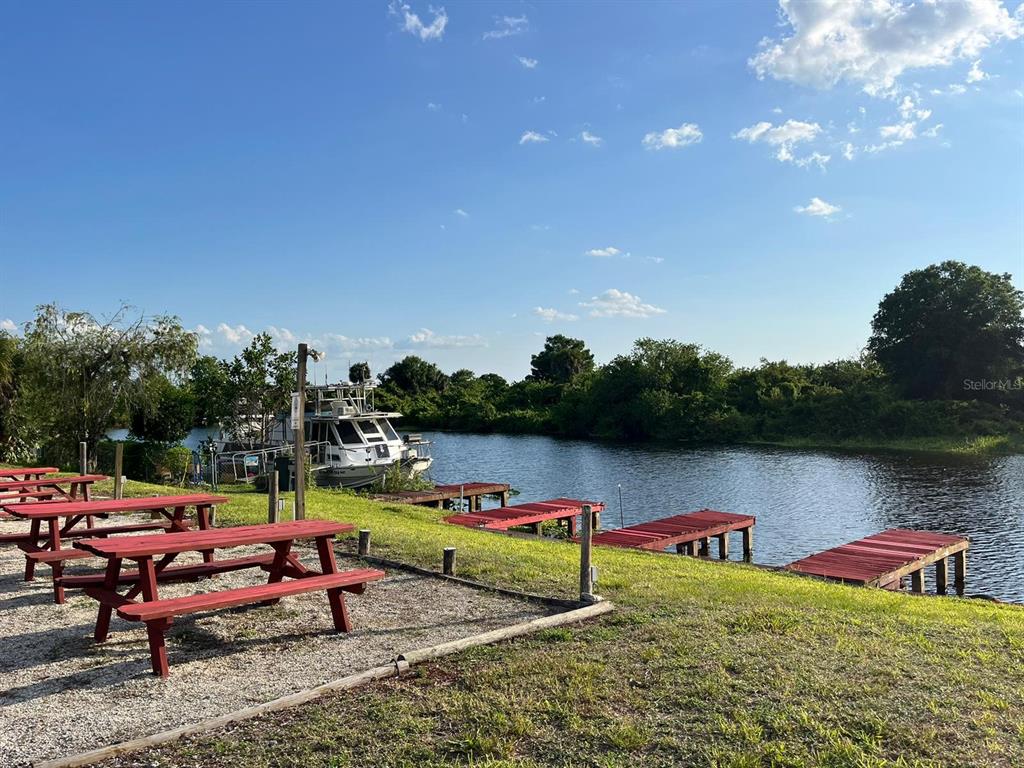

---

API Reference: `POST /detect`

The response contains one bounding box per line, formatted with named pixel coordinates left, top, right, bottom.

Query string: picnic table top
left=75, top=520, right=354, bottom=559
left=0, top=466, right=58, bottom=478
left=5, top=493, right=228, bottom=518
left=0, top=474, right=106, bottom=491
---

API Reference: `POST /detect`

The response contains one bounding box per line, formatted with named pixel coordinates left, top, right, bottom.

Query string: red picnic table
left=3, top=494, right=225, bottom=603
left=0, top=474, right=106, bottom=519
left=74, top=520, right=385, bottom=677
left=0, top=466, right=59, bottom=482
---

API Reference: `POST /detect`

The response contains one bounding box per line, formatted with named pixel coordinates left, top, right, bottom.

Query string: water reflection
left=422, top=431, right=1024, bottom=603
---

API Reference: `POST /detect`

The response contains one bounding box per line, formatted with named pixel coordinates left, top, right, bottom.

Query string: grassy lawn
left=741, top=434, right=1024, bottom=456
left=28, top=477, right=1024, bottom=766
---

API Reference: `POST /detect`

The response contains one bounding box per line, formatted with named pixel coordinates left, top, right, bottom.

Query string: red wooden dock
left=590, top=510, right=755, bottom=561
left=371, top=482, right=510, bottom=511
left=445, top=498, right=604, bottom=535
left=784, top=529, right=969, bottom=595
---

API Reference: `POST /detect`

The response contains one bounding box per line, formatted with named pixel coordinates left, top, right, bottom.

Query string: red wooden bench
left=4, top=494, right=224, bottom=603
left=0, top=466, right=58, bottom=482
left=74, top=520, right=384, bottom=677
left=0, top=474, right=105, bottom=514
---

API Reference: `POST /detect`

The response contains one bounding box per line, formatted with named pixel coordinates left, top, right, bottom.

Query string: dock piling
left=358, top=529, right=371, bottom=556
left=935, top=557, right=948, bottom=595
left=443, top=547, right=456, bottom=576
left=954, top=550, right=967, bottom=596
left=579, top=504, right=594, bottom=601
left=717, top=533, right=729, bottom=560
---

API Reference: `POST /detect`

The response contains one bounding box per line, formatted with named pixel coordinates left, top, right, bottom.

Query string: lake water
left=419, top=431, right=1024, bottom=603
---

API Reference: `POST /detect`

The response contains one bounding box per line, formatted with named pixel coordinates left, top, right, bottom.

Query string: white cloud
left=568, top=288, right=580, bottom=295
left=771, top=106, right=783, bottom=114
left=1, top=318, right=17, bottom=333
left=645, top=256, right=665, bottom=264
left=585, top=246, right=622, bottom=258
left=842, top=142, right=856, bottom=161
left=580, top=130, right=603, bottom=147
left=324, top=333, right=394, bottom=352
left=216, top=323, right=254, bottom=344
left=267, top=326, right=297, bottom=345
left=483, top=15, right=527, bottom=40
left=533, top=307, right=579, bottom=323
left=427, top=102, right=441, bottom=111
left=454, top=208, right=469, bottom=217
left=949, top=83, right=969, bottom=94
left=921, top=123, right=944, bottom=138
left=641, top=122, right=703, bottom=150
left=516, top=55, right=538, bottom=69
left=749, top=0, right=1021, bottom=97
left=388, top=1, right=448, bottom=42
left=519, top=130, right=549, bottom=145
left=533, top=96, right=546, bottom=104
left=898, top=95, right=931, bottom=120
left=794, top=197, right=841, bottom=217
left=880, top=121, right=917, bottom=141
left=966, top=58, right=989, bottom=82
left=733, top=119, right=825, bottom=165
left=403, top=328, right=486, bottom=349
left=580, top=289, right=666, bottom=319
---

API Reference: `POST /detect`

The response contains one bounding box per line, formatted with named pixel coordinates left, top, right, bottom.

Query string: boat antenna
left=618, top=483, right=624, bottom=528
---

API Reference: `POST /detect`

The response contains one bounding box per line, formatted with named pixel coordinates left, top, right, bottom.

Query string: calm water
left=420, top=431, right=1024, bottom=603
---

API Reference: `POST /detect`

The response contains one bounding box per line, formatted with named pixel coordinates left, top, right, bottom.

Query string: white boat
left=267, top=382, right=432, bottom=489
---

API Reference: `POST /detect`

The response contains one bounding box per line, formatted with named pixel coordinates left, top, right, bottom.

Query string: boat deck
left=371, top=482, right=510, bottom=511
left=445, top=498, right=604, bottom=534
left=784, top=529, right=969, bottom=594
left=590, top=510, right=755, bottom=561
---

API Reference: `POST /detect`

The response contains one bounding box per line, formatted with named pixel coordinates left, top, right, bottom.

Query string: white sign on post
left=290, top=392, right=301, bottom=430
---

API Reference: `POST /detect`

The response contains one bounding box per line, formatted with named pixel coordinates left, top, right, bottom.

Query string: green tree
left=189, top=355, right=232, bottom=426
left=380, top=356, right=448, bottom=395
left=128, top=375, right=196, bottom=444
left=349, top=361, right=371, bottom=384
left=17, top=304, right=197, bottom=464
left=869, top=261, right=1024, bottom=399
left=222, top=333, right=296, bottom=446
left=529, top=335, right=595, bottom=385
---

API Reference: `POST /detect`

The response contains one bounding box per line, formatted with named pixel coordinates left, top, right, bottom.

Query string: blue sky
left=2, top=0, right=1022, bottom=380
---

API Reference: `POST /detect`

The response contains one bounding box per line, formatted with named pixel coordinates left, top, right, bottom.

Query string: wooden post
left=742, top=525, right=754, bottom=563
left=294, top=343, right=307, bottom=521
left=954, top=550, right=967, bottom=596
left=579, top=504, right=593, bottom=601
left=499, top=490, right=509, bottom=506
left=592, top=509, right=601, bottom=530
left=532, top=522, right=543, bottom=536
left=717, top=533, right=729, bottom=560
left=358, top=529, right=371, bottom=556
left=267, top=470, right=279, bottom=524
left=113, top=443, right=124, bottom=500
left=443, top=547, right=456, bottom=576
left=698, top=537, right=710, bottom=557
left=79, top=441, right=88, bottom=475
left=910, top=567, right=925, bottom=594
left=675, top=542, right=685, bottom=554
left=935, top=557, right=949, bottom=595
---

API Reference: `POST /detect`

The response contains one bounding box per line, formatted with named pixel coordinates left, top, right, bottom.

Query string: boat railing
left=218, top=440, right=332, bottom=484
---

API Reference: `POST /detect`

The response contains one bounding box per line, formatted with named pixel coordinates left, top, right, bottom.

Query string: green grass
left=743, top=434, right=1024, bottom=456
left=39, top=477, right=1024, bottom=767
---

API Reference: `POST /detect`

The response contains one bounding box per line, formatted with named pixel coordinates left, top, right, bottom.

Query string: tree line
left=0, top=261, right=1021, bottom=471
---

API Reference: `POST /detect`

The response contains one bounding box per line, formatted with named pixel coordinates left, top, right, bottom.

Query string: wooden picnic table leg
left=94, top=557, right=123, bottom=642
left=24, top=519, right=41, bottom=581
left=47, top=518, right=65, bottom=604
left=136, top=556, right=172, bottom=677
left=261, top=541, right=294, bottom=606
left=315, top=535, right=352, bottom=633
left=196, top=505, right=214, bottom=564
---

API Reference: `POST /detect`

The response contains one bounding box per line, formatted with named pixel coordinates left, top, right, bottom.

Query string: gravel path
left=0, top=517, right=553, bottom=767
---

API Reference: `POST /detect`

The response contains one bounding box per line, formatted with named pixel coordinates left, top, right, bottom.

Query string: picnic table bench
left=3, top=494, right=225, bottom=603
left=0, top=474, right=105, bottom=518
left=74, top=519, right=384, bottom=677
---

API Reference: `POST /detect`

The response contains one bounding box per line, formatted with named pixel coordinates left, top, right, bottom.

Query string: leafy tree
left=16, top=304, right=197, bottom=464
left=129, top=375, right=196, bottom=444
left=529, top=335, right=595, bottom=385
left=189, top=355, right=232, bottom=426
left=222, top=333, right=296, bottom=447
left=0, top=331, right=27, bottom=459
left=869, top=261, right=1024, bottom=399
left=349, top=361, right=371, bottom=384
left=380, top=356, right=448, bottom=395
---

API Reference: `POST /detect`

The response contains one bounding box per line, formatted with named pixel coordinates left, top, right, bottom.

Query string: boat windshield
left=333, top=421, right=363, bottom=446
left=381, top=420, right=399, bottom=441
left=357, top=420, right=384, bottom=443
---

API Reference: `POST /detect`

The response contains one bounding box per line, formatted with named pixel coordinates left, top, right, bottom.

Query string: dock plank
left=445, top=498, right=604, bottom=531
left=590, top=510, right=755, bottom=559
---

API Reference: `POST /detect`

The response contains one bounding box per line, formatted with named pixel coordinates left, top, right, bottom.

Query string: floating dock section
left=784, top=529, right=969, bottom=595
left=590, top=510, right=755, bottom=561
left=372, top=482, right=510, bottom=511
left=446, top=498, right=604, bottom=535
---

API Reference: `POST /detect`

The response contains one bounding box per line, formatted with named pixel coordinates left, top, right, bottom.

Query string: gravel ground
left=0, top=516, right=554, bottom=767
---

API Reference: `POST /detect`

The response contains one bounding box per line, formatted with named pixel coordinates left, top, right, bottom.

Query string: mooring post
left=443, top=547, right=456, bottom=576
left=79, top=441, right=88, bottom=475
left=699, top=536, right=710, bottom=557
left=500, top=489, right=509, bottom=506
left=113, top=442, right=124, bottom=500
left=935, top=557, right=949, bottom=595
left=954, top=549, right=967, bottom=596
left=267, top=470, right=279, bottom=524
left=294, top=343, right=308, bottom=521
left=358, top=529, right=371, bottom=556
left=742, top=525, right=754, bottom=563
left=717, top=533, right=729, bottom=560
left=910, top=567, right=925, bottom=594
left=580, top=504, right=594, bottom=601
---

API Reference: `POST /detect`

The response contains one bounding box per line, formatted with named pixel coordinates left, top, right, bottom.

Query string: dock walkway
left=445, top=498, right=604, bottom=535
left=590, top=510, right=755, bottom=561
left=372, top=482, right=510, bottom=511
left=784, top=529, right=968, bottom=595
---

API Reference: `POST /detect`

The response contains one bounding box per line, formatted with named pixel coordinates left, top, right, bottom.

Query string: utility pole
left=294, top=343, right=308, bottom=520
